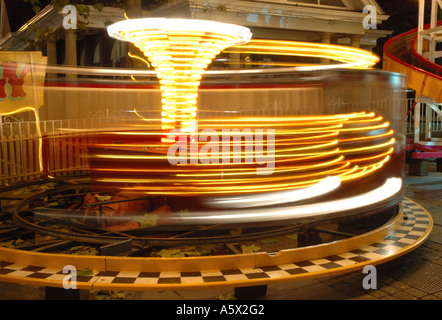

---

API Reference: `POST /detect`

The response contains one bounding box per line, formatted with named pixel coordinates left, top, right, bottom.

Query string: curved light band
left=229, top=39, right=380, bottom=70
left=82, top=177, right=402, bottom=224
left=177, top=177, right=403, bottom=224
left=205, top=176, right=341, bottom=209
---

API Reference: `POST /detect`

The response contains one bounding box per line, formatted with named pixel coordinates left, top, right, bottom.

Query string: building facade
left=0, top=0, right=392, bottom=69
left=0, top=0, right=392, bottom=121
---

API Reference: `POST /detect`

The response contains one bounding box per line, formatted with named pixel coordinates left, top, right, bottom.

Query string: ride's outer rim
left=0, top=198, right=433, bottom=292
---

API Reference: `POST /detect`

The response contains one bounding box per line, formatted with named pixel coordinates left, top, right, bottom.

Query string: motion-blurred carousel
left=0, top=18, right=432, bottom=298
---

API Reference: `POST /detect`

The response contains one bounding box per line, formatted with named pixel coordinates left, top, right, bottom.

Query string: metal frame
left=410, top=0, right=442, bottom=159
left=417, top=0, right=442, bottom=62
left=407, top=96, right=442, bottom=159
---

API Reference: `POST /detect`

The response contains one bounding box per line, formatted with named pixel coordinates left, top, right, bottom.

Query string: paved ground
left=0, top=161, right=440, bottom=301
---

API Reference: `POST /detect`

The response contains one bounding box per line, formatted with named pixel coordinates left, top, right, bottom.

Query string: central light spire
left=108, top=18, right=252, bottom=141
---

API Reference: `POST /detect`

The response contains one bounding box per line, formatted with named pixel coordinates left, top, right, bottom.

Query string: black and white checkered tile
left=0, top=198, right=432, bottom=288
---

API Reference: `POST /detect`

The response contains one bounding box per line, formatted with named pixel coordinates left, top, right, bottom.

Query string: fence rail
left=0, top=120, right=93, bottom=186
left=0, top=133, right=40, bottom=185
left=405, top=97, right=442, bottom=140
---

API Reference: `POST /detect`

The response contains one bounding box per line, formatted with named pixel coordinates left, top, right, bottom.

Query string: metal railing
left=405, top=96, right=442, bottom=140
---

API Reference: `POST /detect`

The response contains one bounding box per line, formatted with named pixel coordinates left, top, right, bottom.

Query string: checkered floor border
left=0, top=198, right=432, bottom=289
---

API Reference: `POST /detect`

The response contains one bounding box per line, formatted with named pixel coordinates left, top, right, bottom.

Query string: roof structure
left=150, top=0, right=391, bottom=46
left=0, top=0, right=391, bottom=51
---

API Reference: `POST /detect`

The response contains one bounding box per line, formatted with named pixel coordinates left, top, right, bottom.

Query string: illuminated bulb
left=108, top=18, right=251, bottom=139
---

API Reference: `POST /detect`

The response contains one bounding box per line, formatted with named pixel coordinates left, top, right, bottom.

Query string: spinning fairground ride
left=0, top=18, right=433, bottom=299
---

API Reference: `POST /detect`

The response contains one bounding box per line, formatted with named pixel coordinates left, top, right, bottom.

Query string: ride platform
left=0, top=197, right=433, bottom=295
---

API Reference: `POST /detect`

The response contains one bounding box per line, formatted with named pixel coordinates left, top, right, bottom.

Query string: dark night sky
left=4, top=0, right=35, bottom=32
left=377, top=0, right=420, bottom=36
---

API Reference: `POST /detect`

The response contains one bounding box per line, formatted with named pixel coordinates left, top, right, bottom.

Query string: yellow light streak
left=93, top=156, right=344, bottom=176
left=348, top=148, right=394, bottom=163
left=230, top=39, right=380, bottom=69
left=338, top=121, right=390, bottom=132
left=96, top=156, right=390, bottom=196
left=133, top=108, right=152, bottom=124
left=128, top=52, right=151, bottom=68
left=197, top=112, right=371, bottom=122
left=339, top=138, right=396, bottom=154
left=338, top=129, right=394, bottom=143
left=339, top=156, right=391, bottom=181
left=96, top=177, right=336, bottom=195
left=93, top=147, right=340, bottom=161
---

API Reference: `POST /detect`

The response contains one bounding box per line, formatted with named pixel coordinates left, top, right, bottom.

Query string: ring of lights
left=107, top=18, right=253, bottom=44
left=41, top=40, right=380, bottom=76
left=228, top=39, right=380, bottom=70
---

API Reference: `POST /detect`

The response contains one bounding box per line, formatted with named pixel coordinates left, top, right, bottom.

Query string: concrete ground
left=0, top=161, right=440, bottom=300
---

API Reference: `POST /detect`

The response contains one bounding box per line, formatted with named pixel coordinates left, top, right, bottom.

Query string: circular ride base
left=0, top=178, right=433, bottom=298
